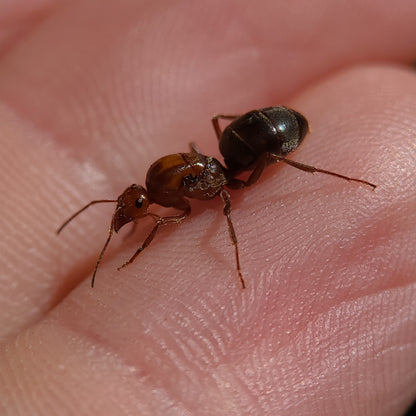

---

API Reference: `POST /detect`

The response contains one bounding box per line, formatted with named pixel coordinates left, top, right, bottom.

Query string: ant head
left=113, top=184, right=150, bottom=232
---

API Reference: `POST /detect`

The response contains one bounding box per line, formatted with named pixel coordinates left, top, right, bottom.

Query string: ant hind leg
left=273, top=156, right=377, bottom=190
left=211, top=114, right=240, bottom=140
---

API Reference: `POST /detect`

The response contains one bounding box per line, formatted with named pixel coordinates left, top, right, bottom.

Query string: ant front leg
left=272, top=156, right=377, bottom=190
left=118, top=202, right=191, bottom=271
left=220, top=189, right=245, bottom=289
left=211, top=114, right=240, bottom=140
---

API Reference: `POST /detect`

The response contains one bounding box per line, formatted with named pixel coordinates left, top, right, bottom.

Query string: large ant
left=57, top=107, right=376, bottom=289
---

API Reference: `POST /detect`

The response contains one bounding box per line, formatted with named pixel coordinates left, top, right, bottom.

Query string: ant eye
left=135, top=198, right=143, bottom=209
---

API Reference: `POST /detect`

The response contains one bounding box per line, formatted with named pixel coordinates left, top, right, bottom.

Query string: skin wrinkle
left=52, top=258, right=412, bottom=404
left=0, top=0, right=416, bottom=414
left=57, top=282, right=262, bottom=412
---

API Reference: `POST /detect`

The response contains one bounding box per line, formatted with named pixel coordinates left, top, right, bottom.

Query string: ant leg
left=220, top=189, right=245, bottom=289
left=211, top=114, right=240, bottom=140
left=118, top=203, right=191, bottom=271
left=226, top=178, right=246, bottom=190
left=226, top=153, right=270, bottom=189
left=243, top=153, right=270, bottom=187
left=189, top=142, right=202, bottom=154
left=117, top=221, right=162, bottom=270
left=272, top=156, right=377, bottom=190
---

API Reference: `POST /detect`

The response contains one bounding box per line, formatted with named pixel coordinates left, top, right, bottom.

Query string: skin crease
left=0, top=0, right=415, bottom=415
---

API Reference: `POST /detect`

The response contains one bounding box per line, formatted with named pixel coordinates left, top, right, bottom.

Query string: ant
left=57, top=107, right=376, bottom=289
left=58, top=145, right=248, bottom=288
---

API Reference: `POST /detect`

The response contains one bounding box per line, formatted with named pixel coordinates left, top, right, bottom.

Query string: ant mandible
left=57, top=107, right=376, bottom=289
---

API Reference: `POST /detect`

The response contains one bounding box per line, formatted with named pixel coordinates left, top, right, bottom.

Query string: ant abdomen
left=217, top=107, right=309, bottom=174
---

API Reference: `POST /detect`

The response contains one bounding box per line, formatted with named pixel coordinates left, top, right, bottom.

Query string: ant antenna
left=57, top=199, right=118, bottom=287
left=57, top=199, right=117, bottom=234
left=91, top=215, right=116, bottom=288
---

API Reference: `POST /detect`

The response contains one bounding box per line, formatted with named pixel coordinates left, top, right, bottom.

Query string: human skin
left=0, top=0, right=415, bottom=415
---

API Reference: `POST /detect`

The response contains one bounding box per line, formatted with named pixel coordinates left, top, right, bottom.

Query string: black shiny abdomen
left=219, top=107, right=309, bottom=174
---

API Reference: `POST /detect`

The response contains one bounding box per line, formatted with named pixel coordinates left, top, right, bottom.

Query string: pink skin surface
left=0, top=1, right=416, bottom=415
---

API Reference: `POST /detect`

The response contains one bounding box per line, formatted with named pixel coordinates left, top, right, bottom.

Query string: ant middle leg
left=220, top=188, right=245, bottom=289
left=211, top=114, right=240, bottom=140
left=226, top=153, right=270, bottom=189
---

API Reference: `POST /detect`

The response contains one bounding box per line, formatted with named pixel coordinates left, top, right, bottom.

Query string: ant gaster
left=57, top=107, right=376, bottom=289
left=213, top=106, right=376, bottom=189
